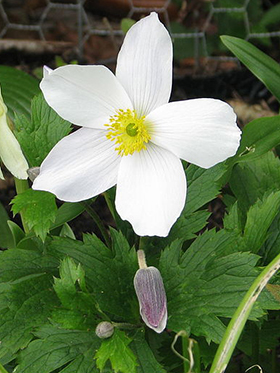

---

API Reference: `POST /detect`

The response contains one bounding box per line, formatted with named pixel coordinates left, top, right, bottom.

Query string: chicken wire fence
left=0, top=0, right=279, bottom=65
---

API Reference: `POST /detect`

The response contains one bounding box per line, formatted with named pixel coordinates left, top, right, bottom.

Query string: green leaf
left=159, top=230, right=273, bottom=343
left=95, top=329, right=137, bottom=373
left=243, top=192, right=280, bottom=254
left=260, top=3, right=280, bottom=27
left=229, top=151, right=280, bottom=217
left=229, top=116, right=280, bottom=166
left=50, top=202, right=86, bottom=230
left=239, top=319, right=280, bottom=356
left=14, top=93, right=72, bottom=167
left=151, top=163, right=228, bottom=248
left=185, top=162, right=228, bottom=214
left=0, top=247, right=58, bottom=283
left=0, top=66, right=40, bottom=120
left=48, top=230, right=139, bottom=322
left=131, top=330, right=167, bottom=373
left=262, top=212, right=280, bottom=264
left=0, top=202, right=14, bottom=249
left=58, top=347, right=98, bottom=373
left=0, top=262, right=57, bottom=362
left=11, top=189, right=57, bottom=241
left=52, top=257, right=97, bottom=329
left=223, top=202, right=243, bottom=234
left=121, top=18, right=136, bottom=33
left=15, top=325, right=98, bottom=373
left=7, top=220, right=25, bottom=247
left=221, top=36, right=280, bottom=102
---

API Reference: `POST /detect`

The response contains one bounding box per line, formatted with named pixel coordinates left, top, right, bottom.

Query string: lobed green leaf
left=159, top=230, right=276, bottom=343
left=11, top=189, right=57, bottom=241
left=95, top=329, right=137, bottom=373
left=14, top=93, right=72, bottom=167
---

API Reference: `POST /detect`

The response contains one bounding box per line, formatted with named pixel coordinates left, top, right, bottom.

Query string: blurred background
left=0, top=0, right=279, bottom=73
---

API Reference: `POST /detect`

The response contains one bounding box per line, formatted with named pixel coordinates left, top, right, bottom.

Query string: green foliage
left=221, top=36, right=280, bottom=102
left=151, top=162, right=228, bottom=249
left=14, top=93, right=72, bottom=167
left=159, top=231, right=277, bottom=343
left=52, top=257, right=97, bottom=330
left=0, top=202, right=14, bottom=249
left=260, top=3, right=280, bottom=28
left=0, top=246, right=59, bottom=365
left=229, top=116, right=280, bottom=166
left=15, top=326, right=98, bottom=373
left=121, top=18, right=136, bottom=34
left=48, top=230, right=139, bottom=322
left=243, top=192, right=280, bottom=254
left=11, top=189, right=57, bottom=241
left=95, top=329, right=137, bottom=373
left=0, top=66, right=40, bottom=120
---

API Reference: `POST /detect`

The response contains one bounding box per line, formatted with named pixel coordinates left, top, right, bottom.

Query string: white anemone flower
left=0, top=86, right=28, bottom=180
left=33, top=13, right=241, bottom=237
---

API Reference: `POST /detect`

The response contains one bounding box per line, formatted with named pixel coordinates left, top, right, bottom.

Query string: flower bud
left=0, top=86, right=28, bottom=180
left=95, top=321, right=114, bottom=339
left=134, top=250, right=167, bottom=333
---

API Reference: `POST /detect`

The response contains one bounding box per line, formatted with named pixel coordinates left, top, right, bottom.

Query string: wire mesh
left=0, top=0, right=279, bottom=65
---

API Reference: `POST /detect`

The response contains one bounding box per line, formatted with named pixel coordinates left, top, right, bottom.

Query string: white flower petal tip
left=148, top=98, right=241, bottom=169
left=0, top=87, right=29, bottom=180
left=134, top=250, right=167, bottom=333
left=43, top=65, right=53, bottom=77
left=116, top=10, right=172, bottom=116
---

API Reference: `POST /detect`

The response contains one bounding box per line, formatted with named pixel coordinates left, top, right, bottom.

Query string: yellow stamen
left=105, top=109, right=151, bottom=156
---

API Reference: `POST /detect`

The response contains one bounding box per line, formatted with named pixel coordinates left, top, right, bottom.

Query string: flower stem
left=14, top=177, right=29, bottom=233
left=209, top=252, right=280, bottom=373
left=137, top=249, right=147, bottom=269
left=103, top=191, right=117, bottom=222
left=81, top=202, right=111, bottom=249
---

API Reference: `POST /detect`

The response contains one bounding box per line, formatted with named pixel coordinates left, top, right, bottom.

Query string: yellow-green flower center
left=105, top=109, right=151, bottom=156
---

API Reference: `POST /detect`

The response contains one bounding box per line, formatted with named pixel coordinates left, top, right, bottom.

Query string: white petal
left=116, top=13, right=172, bottom=117
left=0, top=117, right=28, bottom=180
left=147, top=99, right=241, bottom=169
left=33, top=128, right=121, bottom=202
left=40, top=65, right=133, bottom=129
left=116, top=143, right=186, bottom=237
left=43, top=65, right=53, bottom=77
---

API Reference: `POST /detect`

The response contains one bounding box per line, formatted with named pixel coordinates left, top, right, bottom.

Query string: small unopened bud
left=95, top=321, right=114, bottom=339
left=134, top=250, right=167, bottom=333
left=27, top=167, right=40, bottom=182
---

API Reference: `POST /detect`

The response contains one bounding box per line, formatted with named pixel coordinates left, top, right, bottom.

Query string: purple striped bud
left=134, top=250, right=167, bottom=333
